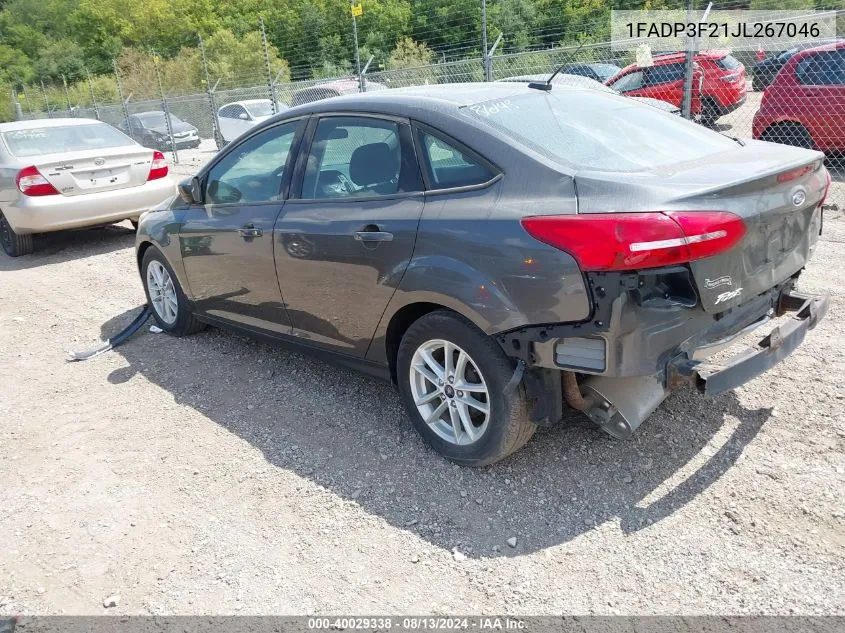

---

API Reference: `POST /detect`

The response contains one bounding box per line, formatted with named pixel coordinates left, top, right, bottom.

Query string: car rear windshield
left=462, top=91, right=736, bottom=172
left=245, top=101, right=274, bottom=117
left=2, top=123, right=134, bottom=158
left=716, top=55, right=742, bottom=70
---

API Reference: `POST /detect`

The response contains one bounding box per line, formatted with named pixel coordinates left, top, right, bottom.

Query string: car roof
left=228, top=99, right=271, bottom=107
left=788, top=39, right=845, bottom=63
left=498, top=74, right=615, bottom=92
left=0, top=118, right=104, bottom=132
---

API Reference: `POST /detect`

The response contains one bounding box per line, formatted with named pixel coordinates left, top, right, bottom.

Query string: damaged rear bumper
left=669, top=289, right=828, bottom=397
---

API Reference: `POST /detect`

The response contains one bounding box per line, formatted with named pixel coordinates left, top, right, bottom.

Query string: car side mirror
left=238, top=113, right=249, bottom=120
left=178, top=177, right=203, bottom=204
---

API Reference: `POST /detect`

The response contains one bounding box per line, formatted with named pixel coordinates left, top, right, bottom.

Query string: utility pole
left=259, top=16, right=277, bottom=115
left=113, top=60, right=132, bottom=138
left=481, top=0, right=489, bottom=81
left=351, top=2, right=363, bottom=92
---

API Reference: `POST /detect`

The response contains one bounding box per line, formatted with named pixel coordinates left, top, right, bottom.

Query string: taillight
left=16, top=166, right=60, bottom=197
left=520, top=211, right=746, bottom=272
left=148, top=151, right=168, bottom=181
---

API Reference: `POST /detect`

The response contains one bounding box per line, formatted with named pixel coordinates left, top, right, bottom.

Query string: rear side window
left=2, top=123, right=134, bottom=157
left=715, top=55, right=742, bottom=70
left=795, top=50, right=845, bottom=86
left=645, top=63, right=685, bottom=85
left=416, top=130, right=495, bottom=189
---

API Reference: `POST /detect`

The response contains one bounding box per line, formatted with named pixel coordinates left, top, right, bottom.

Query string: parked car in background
left=753, top=40, right=840, bottom=91
left=135, top=82, right=828, bottom=466
left=0, top=118, right=174, bottom=257
left=753, top=42, right=845, bottom=153
left=118, top=111, right=200, bottom=150
left=606, top=56, right=703, bottom=118
left=499, top=73, right=681, bottom=114
left=217, top=99, right=288, bottom=144
left=290, top=79, right=387, bottom=106
left=607, top=50, right=745, bottom=125
left=563, top=63, right=621, bottom=83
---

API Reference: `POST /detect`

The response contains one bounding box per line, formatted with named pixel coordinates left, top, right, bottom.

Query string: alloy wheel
left=409, top=339, right=490, bottom=445
left=146, top=260, right=178, bottom=325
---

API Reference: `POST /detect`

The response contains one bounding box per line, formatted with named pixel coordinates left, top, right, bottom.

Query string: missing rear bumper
left=670, top=289, right=828, bottom=397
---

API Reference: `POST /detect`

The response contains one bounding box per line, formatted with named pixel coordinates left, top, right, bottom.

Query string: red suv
left=607, top=50, right=746, bottom=125
left=752, top=42, right=845, bottom=153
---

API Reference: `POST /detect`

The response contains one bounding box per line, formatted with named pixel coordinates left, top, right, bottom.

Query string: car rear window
left=715, top=55, right=742, bottom=70
left=2, top=123, right=134, bottom=157
left=462, top=91, right=736, bottom=172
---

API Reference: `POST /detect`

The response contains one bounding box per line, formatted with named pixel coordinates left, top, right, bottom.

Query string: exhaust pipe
left=571, top=373, right=669, bottom=439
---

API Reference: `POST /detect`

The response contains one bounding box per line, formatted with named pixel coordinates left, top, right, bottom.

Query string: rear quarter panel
left=366, top=175, right=592, bottom=365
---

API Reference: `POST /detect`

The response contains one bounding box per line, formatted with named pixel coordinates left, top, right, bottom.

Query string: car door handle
left=238, top=225, right=263, bottom=238
left=354, top=231, right=393, bottom=242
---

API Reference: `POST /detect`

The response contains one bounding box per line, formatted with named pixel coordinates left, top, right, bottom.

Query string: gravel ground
left=1, top=130, right=844, bottom=617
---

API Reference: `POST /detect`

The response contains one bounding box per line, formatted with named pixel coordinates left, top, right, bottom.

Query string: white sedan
left=217, top=99, right=287, bottom=144
left=0, top=118, right=175, bottom=257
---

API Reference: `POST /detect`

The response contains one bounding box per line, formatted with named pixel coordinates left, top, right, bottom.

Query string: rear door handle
left=239, top=224, right=263, bottom=238
left=354, top=231, right=393, bottom=243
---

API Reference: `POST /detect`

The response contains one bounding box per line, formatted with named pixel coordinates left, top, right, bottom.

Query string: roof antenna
left=528, top=41, right=586, bottom=91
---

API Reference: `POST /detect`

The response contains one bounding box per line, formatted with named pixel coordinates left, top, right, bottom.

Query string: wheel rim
left=409, top=339, right=490, bottom=445
left=146, top=260, right=178, bottom=325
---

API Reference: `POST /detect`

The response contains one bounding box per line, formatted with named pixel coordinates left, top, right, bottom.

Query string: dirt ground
left=1, top=120, right=844, bottom=616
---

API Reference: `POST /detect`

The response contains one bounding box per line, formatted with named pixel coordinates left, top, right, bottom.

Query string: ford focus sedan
left=1, top=118, right=175, bottom=257
left=136, top=83, right=829, bottom=466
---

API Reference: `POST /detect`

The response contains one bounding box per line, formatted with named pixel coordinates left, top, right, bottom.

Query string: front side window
left=417, top=130, right=495, bottom=189
left=205, top=121, right=300, bottom=204
left=301, top=117, right=407, bottom=199
left=609, top=70, right=644, bottom=93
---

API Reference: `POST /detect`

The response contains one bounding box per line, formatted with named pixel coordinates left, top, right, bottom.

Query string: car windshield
left=137, top=113, right=181, bottom=127
left=245, top=101, right=274, bottom=117
left=2, top=123, right=134, bottom=157
left=462, top=91, right=736, bottom=172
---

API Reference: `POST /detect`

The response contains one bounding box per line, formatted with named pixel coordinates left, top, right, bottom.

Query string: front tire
left=396, top=310, right=535, bottom=466
left=0, top=211, right=33, bottom=257
left=141, top=246, right=205, bottom=336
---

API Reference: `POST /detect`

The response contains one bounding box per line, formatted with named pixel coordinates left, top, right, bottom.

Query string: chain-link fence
left=9, top=8, right=843, bottom=209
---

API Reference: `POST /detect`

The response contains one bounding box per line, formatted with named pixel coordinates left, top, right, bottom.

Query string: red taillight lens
left=16, top=166, right=60, bottom=197
left=520, top=211, right=746, bottom=272
left=148, top=151, right=168, bottom=181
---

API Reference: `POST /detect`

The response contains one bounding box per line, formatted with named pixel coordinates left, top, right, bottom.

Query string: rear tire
left=761, top=122, right=814, bottom=149
left=0, top=211, right=34, bottom=257
left=700, top=98, right=719, bottom=128
left=396, top=310, right=535, bottom=466
left=141, top=246, right=205, bottom=336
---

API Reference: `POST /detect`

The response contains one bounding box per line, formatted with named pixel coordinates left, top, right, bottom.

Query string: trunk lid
left=32, top=145, right=155, bottom=197
left=575, top=140, right=827, bottom=313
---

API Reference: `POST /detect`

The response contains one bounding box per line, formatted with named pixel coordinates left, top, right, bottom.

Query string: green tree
left=386, top=37, right=435, bottom=69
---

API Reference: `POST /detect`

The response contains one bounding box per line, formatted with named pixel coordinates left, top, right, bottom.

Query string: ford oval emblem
left=792, top=190, right=806, bottom=207
left=94, top=157, right=105, bottom=166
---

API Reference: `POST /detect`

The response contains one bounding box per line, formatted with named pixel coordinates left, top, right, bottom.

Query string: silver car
left=0, top=118, right=176, bottom=257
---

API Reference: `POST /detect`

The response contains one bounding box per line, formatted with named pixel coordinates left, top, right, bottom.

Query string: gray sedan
left=136, top=82, right=829, bottom=465
left=0, top=118, right=176, bottom=256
